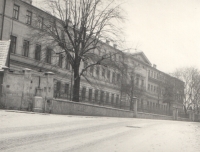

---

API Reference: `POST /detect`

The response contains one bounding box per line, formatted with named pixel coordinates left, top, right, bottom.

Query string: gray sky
left=122, top=0, right=200, bottom=73
left=33, top=0, right=200, bottom=73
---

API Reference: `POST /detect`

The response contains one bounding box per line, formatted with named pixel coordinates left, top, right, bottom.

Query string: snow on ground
left=0, top=110, right=200, bottom=152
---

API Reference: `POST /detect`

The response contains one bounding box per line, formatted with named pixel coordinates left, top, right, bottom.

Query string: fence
left=53, top=94, right=173, bottom=117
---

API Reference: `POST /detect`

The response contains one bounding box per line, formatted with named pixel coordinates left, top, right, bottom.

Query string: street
left=0, top=110, right=200, bottom=152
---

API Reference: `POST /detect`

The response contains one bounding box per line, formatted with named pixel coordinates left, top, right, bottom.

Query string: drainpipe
left=0, top=0, right=6, bottom=40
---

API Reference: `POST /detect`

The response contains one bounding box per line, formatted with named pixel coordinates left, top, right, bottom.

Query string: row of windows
left=54, top=80, right=120, bottom=103
left=94, top=49, right=122, bottom=62
left=148, top=69, right=166, bottom=82
left=84, top=65, right=121, bottom=83
left=147, top=84, right=165, bottom=95
left=81, top=87, right=120, bottom=104
left=10, top=35, right=31, bottom=57
left=54, top=81, right=70, bottom=99
left=13, top=3, right=122, bottom=64
left=10, top=35, right=71, bottom=69
left=10, top=35, right=122, bottom=84
left=146, top=101, right=168, bottom=110
left=148, top=84, right=159, bottom=93
left=135, top=77, right=144, bottom=87
left=148, top=70, right=159, bottom=79
left=13, top=4, right=43, bottom=28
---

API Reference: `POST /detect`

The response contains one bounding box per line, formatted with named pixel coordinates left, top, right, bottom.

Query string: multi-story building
left=0, top=0, right=184, bottom=114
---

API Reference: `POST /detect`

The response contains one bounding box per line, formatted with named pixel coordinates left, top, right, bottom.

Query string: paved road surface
left=0, top=110, right=200, bottom=152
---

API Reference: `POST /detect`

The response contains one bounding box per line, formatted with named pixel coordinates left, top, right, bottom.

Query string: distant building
left=0, top=0, right=184, bottom=114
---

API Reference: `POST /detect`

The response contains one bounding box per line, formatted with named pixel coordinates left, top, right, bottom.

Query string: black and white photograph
left=0, top=0, right=200, bottom=151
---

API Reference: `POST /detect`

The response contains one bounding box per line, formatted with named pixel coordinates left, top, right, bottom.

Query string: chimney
left=22, top=0, right=32, bottom=4
left=113, top=44, right=117, bottom=49
left=153, top=64, right=157, bottom=68
left=106, top=40, right=110, bottom=45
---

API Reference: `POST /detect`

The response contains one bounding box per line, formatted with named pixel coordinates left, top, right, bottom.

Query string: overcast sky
left=33, top=0, right=200, bottom=73
left=122, top=0, right=200, bottom=73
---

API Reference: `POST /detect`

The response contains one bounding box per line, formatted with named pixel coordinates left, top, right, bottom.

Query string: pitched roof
left=126, top=51, right=152, bottom=65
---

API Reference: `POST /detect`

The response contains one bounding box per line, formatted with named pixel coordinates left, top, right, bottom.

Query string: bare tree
left=172, top=67, right=200, bottom=114
left=120, top=60, right=146, bottom=110
left=31, top=0, right=124, bottom=102
left=163, top=80, right=175, bottom=113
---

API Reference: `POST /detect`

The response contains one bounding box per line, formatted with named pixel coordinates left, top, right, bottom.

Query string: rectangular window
left=117, top=74, right=120, bottom=81
left=96, top=66, right=99, bottom=77
left=148, top=84, right=150, bottom=90
left=141, top=79, right=144, bottom=87
left=58, top=54, right=64, bottom=68
left=111, top=94, right=114, bottom=105
left=26, top=10, right=32, bottom=25
left=107, top=70, right=110, bottom=80
left=102, top=68, right=105, bottom=77
left=35, top=44, right=41, bottom=60
left=13, top=5, right=20, bottom=20
left=66, top=55, right=70, bottom=70
left=151, top=85, right=153, bottom=91
left=56, top=81, right=61, bottom=98
left=38, top=16, right=43, bottom=29
left=136, top=77, right=139, bottom=86
left=112, top=72, right=115, bottom=83
left=100, top=91, right=104, bottom=103
left=90, top=66, right=94, bottom=75
left=46, top=48, right=52, bottom=64
left=106, top=92, right=109, bottom=103
left=23, top=40, right=29, bottom=57
left=10, top=35, right=17, bottom=53
left=65, top=83, right=69, bottom=98
left=95, top=90, right=98, bottom=102
left=81, top=87, right=86, bottom=101
left=151, top=71, right=153, bottom=77
left=89, top=89, right=92, bottom=102
left=116, top=95, right=119, bottom=105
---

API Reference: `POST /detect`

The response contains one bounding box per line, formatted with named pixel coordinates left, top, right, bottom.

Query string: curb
left=0, top=109, right=50, bottom=115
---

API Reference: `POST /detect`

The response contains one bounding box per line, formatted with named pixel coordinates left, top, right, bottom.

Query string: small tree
left=120, top=60, right=146, bottom=110
left=163, top=81, right=175, bottom=112
left=172, top=67, right=200, bottom=114
left=32, top=0, right=124, bottom=102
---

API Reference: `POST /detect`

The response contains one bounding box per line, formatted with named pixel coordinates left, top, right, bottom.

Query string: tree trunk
left=72, top=60, right=80, bottom=102
left=183, top=105, right=187, bottom=114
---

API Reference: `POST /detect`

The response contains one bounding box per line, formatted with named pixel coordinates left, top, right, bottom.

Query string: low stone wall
left=178, top=117, right=190, bottom=122
left=52, top=99, right=176, bottom=120
left=52, top=99, right=134, bottom=118
left=137, top=112, right=173, bottom=120
left=195, top=114, right=200, bottom=122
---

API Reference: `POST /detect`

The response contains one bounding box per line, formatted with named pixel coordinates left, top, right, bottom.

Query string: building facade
left=0, top=0, right=184, bottom=114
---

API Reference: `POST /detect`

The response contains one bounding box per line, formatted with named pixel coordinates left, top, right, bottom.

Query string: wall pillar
left=21, top=68, right=32, bottom=110
left=44, top=72, right=54, bottom=113
left=188, top=110, right=195, bottom=121
left=173, top=107, right=178, bottom=120
left=1, top=66, right=9, bottom=108
left=133, top=97, right=137, bottom=117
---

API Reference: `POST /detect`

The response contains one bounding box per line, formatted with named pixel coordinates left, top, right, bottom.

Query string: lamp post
left=132, top=96, right=137, bottom=117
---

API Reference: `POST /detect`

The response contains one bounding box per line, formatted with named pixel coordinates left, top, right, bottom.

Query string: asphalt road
left=0, top=110, right=200, bottom=152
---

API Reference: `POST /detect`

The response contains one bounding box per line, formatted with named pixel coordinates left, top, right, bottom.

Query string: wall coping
left=138, top=111, right=173, bottom=118
left=54, top=98, right=133, bottom=113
